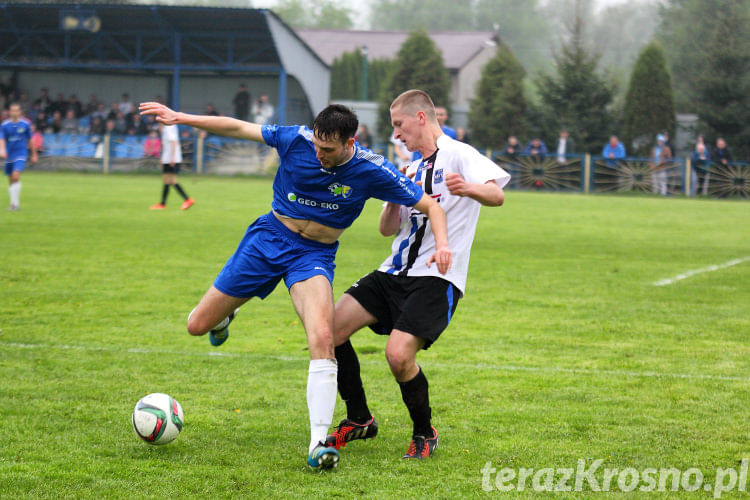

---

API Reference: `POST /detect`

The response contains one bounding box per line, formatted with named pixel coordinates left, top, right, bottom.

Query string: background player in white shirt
left=150, top=123, right=194, bottom=210
left=326, top=89, right=510, bottom=459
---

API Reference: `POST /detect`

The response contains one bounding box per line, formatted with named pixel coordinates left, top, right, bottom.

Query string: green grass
left=1, top=172, right=749, bottom=498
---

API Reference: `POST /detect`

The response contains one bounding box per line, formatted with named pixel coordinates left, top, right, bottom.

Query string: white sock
left=9, top=182, right=20, bottom=207
left=307, top=358, right=338, bottom=453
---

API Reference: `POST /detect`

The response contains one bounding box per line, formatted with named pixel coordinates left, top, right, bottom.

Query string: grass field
left=1, top=171, right=749, bottom=498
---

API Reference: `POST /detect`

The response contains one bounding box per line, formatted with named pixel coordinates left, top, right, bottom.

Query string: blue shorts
left=213, top=212, right=339, bottom=299
left=4, top=158, right=26, bottom=176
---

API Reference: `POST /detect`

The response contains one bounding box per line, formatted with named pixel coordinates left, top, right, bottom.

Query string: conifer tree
left=468, top=40, right=527, bottom=149
left=622, top=42, right=675, bottom=156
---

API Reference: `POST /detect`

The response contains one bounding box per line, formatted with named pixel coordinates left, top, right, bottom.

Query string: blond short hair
left=390, top=89, right=437, bottom=123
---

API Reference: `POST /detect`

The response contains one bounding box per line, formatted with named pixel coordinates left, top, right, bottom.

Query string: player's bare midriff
left=273, top=211, right=344, bottom=244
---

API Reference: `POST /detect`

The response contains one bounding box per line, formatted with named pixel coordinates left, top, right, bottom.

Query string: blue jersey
left=262, top=125, right=423, bottom=229
left=1, top=118, right=32, bottom=161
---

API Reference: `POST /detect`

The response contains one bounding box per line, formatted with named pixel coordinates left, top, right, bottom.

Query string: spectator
left=356, top=124, right=372, bottom=149
left=49, top=93, right=68, bottom=116
left=60, top=109, right=79, bottom=134
left=204, top=104, right=219, bottom=116
left=113, top=111, right=128, bottom=134
left=30, top=124, right=44, bottom=153
left=67, top=94, right=83, bottom=118
left=143, top=129, right=162, bottom=159
left=662, top=130, right=674, bottom=157
left=18, top=92, right=31, bottom=117
left=555, top=128, right=574, bottom=164
left=49, top=111, right=63, bottom=133
left=232, top=83, right=251, bottom=121
left=33, top=87, right=52, bottom=114
left=650, top=134, right=672, bottom=196
left=130, top=113, right=149, bottom=135
left=26, top=103, right=41, bottom=123
left=411, top=104, right=456, bottom=160
left=434, top=106, right=457, bottom=139
left=105, top=119, right=116, bottom=135
left=118, top=93, right=134, bottom=115
left=84, top=94, right=100, bottom=116
left=34, top=111, right=49, bottom=133
left=501, top=135, right=521, bottom=161
left=251, top=95, right=274, bottom=125
left=523, top=137, right=548, bottom=160
left=691, top=142, right=711, bottom=195
left=92, top=102, right=109, bottom=121
left=107, top=102, right=120, bottom=122
left=714, top=138, right=733, bottom=167
left=456, top=126, right=470, bottom=145
left=180, top=128, right=195, bottom=166
left=90, top=116, right=106, bottom=136
left=602, top=135, right=626, bottom=167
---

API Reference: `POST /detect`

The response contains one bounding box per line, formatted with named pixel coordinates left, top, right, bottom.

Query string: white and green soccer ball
left=132, top=393, right=184, bottom=445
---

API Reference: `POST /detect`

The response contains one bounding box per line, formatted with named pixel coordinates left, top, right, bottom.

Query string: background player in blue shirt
left=139, top=100, right=452, bottom=469
left=1, top=103, right=37, bottom=211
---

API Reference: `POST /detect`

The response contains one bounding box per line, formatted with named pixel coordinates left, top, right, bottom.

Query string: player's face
left=9, top=105, right=21, bottom=121
left=391, top=106, right=422, bottom=151
left=313, top=133, right=352, bottom=168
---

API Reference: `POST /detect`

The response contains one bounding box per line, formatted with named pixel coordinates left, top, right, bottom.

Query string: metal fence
left=34, top=131, right=278, bottom=176
left=33, top=133, right=748, bottom=199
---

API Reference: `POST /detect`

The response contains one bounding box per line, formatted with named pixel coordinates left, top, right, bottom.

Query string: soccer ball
left=132, top=393, right=184, bottom=445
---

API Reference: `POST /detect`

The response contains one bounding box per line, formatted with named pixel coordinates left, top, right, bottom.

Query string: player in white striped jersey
left=326, top=89, right=510, bottom=459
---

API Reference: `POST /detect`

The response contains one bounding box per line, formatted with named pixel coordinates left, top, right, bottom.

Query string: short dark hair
left=313, top=104, right=358, bottom=143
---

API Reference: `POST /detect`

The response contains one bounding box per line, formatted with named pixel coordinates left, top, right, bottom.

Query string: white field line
left=2, top=341, right=748, bottom=383
left=652, top=256, right=750, bottom=286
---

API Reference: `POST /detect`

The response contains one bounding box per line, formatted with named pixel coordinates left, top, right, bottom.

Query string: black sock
left=160, top=184, right=169, bottom=205
left=173, top=183, right=189, bottom=200
left=399, top=367, right=432, bottom=437
left=334, top=340, right=371, bottom=423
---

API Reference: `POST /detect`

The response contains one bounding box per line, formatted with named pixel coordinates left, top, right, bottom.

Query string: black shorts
left=162, top=163, right=181, bottom=174
left=345, top=271, right=462, bottom=350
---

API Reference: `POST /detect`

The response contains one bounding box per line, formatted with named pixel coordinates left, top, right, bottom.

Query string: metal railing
left=33, top=133, right=748, bottom=199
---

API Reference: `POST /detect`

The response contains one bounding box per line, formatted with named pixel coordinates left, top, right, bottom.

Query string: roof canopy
left=296, top=29, right=498, bottom=71
left=0, top=3, right=331, bottom=119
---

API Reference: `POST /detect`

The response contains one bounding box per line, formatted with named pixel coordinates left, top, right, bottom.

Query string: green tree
left=622, top=42, right=675, bottom=156
left=273, top=0, right=353, bottom=29
left=658, top=0, right=750, bottom=158
left=370, top=0, right=474, bottom=31
left=474, top=0, right=552, bottom=73
left=468, top=40, right=528, bottom=149
left=376, top=30, right=451, bottom=139
left=535, top=7, right=616, bottom=153
left=330, top=49, right=393, bottom=101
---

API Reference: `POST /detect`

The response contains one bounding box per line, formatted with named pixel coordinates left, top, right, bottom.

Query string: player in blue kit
left=139, top=100, right=453, bottom=469
left=0, top=103, right=37, bottom=211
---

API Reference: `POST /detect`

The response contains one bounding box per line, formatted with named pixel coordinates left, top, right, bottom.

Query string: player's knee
left=186, top=308, right=207, bottom=336
left=308, top=328, right=335, bottom=357
left=385, top=348, right=413, bottom=378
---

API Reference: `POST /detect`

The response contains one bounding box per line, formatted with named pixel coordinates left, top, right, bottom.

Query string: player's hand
left=139, top=102, right=180, bottom=125
left=426, top=244, right=452, bottom=275
left=405, top=169, right=423, bottom=186
left=30, top=152, right=38, bottom=164
left=446, top=172, right=472, bottom=197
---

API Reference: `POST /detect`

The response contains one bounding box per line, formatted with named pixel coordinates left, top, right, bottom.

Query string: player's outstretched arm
left=445, top=173, right=504, bottom=206
left=414, top=194, right=452, bottom=274
left=139, top=102, right=265, bottom=143
left=0, top=139, right=6, bottom=159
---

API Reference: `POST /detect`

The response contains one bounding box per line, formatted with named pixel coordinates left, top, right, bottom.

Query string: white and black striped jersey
left=377, top=134, right=510, bottom=294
